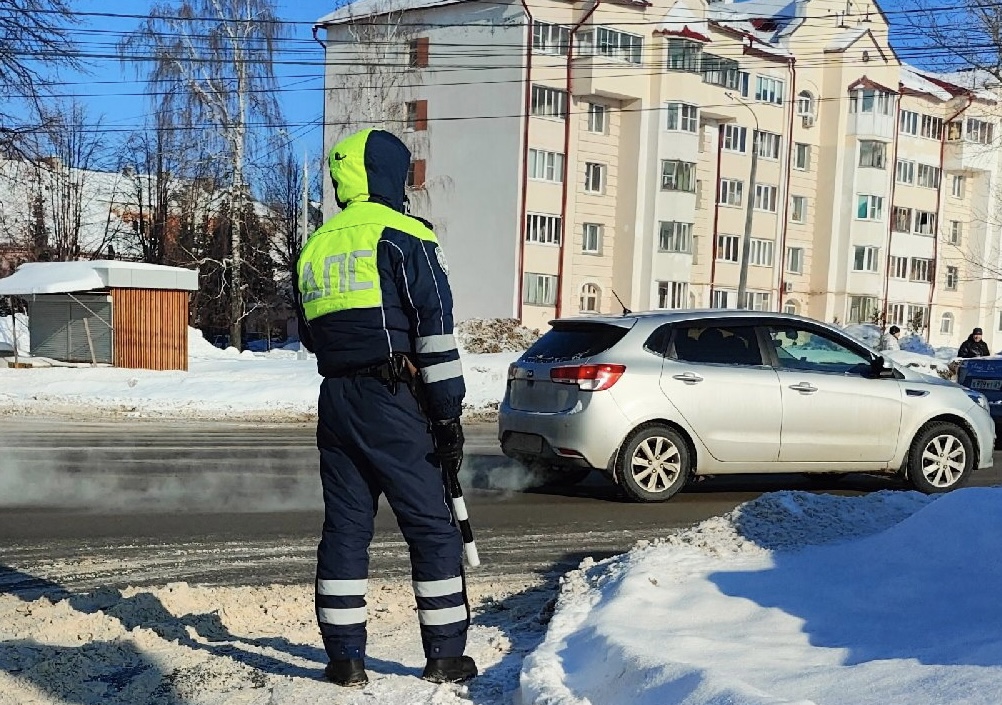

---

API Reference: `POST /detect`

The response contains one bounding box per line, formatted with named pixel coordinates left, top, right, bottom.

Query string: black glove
left=431, top=418, right=464, bottom=468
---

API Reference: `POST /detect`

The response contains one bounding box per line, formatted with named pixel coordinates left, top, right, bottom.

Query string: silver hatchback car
left=498, top=310, right=994, bottom=502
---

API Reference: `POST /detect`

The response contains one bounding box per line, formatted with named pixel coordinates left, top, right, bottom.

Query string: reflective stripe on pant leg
left=413, top=576, right=469, bottom=627
left=318, top=579, right=369, bottom=627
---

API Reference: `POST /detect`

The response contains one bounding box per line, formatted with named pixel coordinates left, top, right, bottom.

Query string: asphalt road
left=1, top=417, right=999, bottom=593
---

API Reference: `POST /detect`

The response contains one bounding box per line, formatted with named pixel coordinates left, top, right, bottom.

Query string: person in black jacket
left=958, top=327, right=991, bottom=358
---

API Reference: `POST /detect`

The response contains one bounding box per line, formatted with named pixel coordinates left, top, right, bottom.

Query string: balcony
left=944, top=139, right=995, bottom=173
left=570, top=54, right=647, bottom=100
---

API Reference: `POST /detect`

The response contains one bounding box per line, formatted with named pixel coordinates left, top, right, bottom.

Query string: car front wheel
left=907, top=422, right=974, bottom=494
left=616, top=425, right=691, bottom=503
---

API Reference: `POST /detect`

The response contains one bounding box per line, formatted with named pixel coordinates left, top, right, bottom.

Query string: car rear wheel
left=616, top=425, right=691, bottom=503
left=907, top=422, right=974, bottom=494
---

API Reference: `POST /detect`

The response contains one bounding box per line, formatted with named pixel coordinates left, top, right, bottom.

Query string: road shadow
left=0, top=564, right=402, bottom=692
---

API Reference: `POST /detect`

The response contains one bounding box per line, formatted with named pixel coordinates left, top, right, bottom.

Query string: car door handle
left=672, top=372, right=704, bottom=384
left=789, top=382, right=818, bottom=394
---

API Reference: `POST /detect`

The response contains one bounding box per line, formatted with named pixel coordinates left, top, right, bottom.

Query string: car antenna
left=612, top=289, right=632, bottom=316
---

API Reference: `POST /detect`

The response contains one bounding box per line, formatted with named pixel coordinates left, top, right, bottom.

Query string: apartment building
left=316, top=0, right=1002, bottom=349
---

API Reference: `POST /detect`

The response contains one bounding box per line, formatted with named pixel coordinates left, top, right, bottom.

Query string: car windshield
left=522, top=323, right=629, bottom=363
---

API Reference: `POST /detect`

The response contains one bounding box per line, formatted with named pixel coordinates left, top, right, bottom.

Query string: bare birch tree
left=120, top=0, right=283, bottom=349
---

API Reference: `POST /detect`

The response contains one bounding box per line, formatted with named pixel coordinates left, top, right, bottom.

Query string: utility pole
left=728, top=91, right=760, bottom=310
left=297, top=151, right=310, bottom=360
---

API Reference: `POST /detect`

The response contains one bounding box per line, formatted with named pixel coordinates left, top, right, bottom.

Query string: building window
left=796, top=90, right=815, bottom=116
left=524, top=272, right=557, bottom=306
left=889, top=255, right=908, bottom=279
left=755, top=130, right=781, bottom=159
left=666, top=102, right=699, bottom=132
left=859, top=140, right=886, bottom=169
left=408, top=37, right=430, bottom=68
left=917, top=163, right=941, bottom=189
left=407, top=160, right=426, bottom=188
left=900, top=110, right=919, bottom=135
left=748, top=292, right=772, bottom=311
left=666, top=38, right=701, bottom=72
left=914, top=210, right=937, bottom=236
left=892, top=206, right=912, bottom=233
left=949, top=220, right=963, bottom=245
left=749, top=238, right=775, bottom=267
left=755, top=184, right=778, bottom=212
left=945, top=265, right=959, bottom=291
left=921, top=114, right=943, bottom=140
left=848, top=295, right=878, bottom=324
left=940, top=312, right=955, bottom=334
left=717, top=234, right=739, bottom=262
left=888, top=302, right=906, bottom=327
left=951, top=175, right=965, bottom=199
left=966, top=117, right=994, bottom=144
left=701, top=53, right=741, bottom=89
left=784, top=299, right=799, bottom=315
left=723, top=125, right=747, bottom=153
left=659, top=221, right=693, bottom=253
left=794, top=142, right=810, bottom=170
left=856, top=195, right=883, bottom=220
left=908, top=304, right=930, bottom=330
left=582, top=223, right=602, bottom=254
left=528, top=149, right=565, bottom=182
left=848, top=88, right=892, bottom=115
left=525, top=213, right=562, bottom=244
left=661, top=160, right=696, bottom=192
left=657, top=281, right=689, bottom=309
left=718, top=178, right=743, bottom=206
left=532, top=21, right=570, bottom=55
left=786, top=247, right=804, bottom=274
left=584, top=162, right=606, bottom=193
left=587, top=103, right=607, bottom=133
left=530, top=85, right=568, bottom=118
left=895, top=159, right=915, bottom=184
left=755, top=75, right=784, bottom=105
left=712, top=289, right=734, bottom=309
left=578, top=26, right=643, bottom=63
left=853, top=245, right=879, bottom=272
left=405, top=100, right=428, bottom=131
left=580, top=283, right=601, bottom=313
left=791, top=195, right=807, bottom=223
left=910, top=257, right=933, bottom=282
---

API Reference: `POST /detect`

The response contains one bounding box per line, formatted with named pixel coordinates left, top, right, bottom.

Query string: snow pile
left=0, top=314, right=28, bottom=355
left=521, top=488, right=1002, bottom=705
left=842, top=322, right=881, bottom=348
left=456, top=318, right=541, bottom=354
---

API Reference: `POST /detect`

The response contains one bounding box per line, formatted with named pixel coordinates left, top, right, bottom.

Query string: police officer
left=295, top=128, right=477, bottom=687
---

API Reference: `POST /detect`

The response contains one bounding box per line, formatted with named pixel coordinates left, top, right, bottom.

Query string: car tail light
left=507, top=363, right=518, bottom=381
left=550, top=364, right=626, bottom=391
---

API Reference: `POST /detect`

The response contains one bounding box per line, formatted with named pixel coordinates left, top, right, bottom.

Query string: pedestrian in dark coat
left=958, top=327, right=991, bottom=358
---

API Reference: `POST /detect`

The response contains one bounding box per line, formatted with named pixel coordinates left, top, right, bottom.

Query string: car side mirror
left=871, top=356, right=895, bottom=378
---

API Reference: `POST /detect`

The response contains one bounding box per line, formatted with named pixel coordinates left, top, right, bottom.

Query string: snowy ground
left=2, top=489, right=999, bottom=704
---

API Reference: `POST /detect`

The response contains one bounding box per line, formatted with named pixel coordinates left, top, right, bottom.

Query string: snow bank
left=521, top=488, right=1002, bottom=705
left=0, top=314, right=28, bottom=354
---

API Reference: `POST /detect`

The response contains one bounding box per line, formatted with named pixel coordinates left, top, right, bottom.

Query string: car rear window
left=522, top=323, right=630, bottom=362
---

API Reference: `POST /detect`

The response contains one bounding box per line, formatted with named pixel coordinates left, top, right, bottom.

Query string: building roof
left=316, top=0, right=469, bottom=26
left=900, top=63, right=957, bottom=101
left=0, top=260, right=199, bottom=296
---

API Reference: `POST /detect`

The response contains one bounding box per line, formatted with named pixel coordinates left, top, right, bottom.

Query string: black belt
left=349, top=354, right=416, bottom=395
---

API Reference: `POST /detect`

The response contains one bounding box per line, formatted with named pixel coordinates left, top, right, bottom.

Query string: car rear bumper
left=498, top=393, right=631, bottom=472
left=970, top=406, right=996, bottom=469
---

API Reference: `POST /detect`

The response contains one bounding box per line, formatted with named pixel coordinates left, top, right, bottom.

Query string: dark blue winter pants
left=315, top=375, right=468, bottom=663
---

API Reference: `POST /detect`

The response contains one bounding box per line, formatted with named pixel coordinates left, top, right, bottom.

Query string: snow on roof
left=657, top=1, right=711, bottom=42
left=900, top=63, right=956, bottom=101
left=316, top=0, right=468, bottom=25
left=825, top=25, right=869, bottom=52
left=0, top=260, right=199, bottom=296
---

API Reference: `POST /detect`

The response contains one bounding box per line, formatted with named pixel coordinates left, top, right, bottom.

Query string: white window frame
left=794, top=142, right=810, bottom=170
left=717, top=234, right=740, bottom=262
left=527, top=148, right=565, bottom=183
left=892, top=206, right=912, bottom=233
left=584, top=162, right=606, bottom=194
left=951, top=175, right=965, bottom=199
left=711, top=289, right=734, bottom=309
left=532, top=21, right=570, bottom=56
left=657, top=281, right=689, bottom=309
left=723, top=124, right=747, bottom=153
left=848, top=295, right=878, bottom=324
left=666, top=38, right=702, bottom=72
left=582, top=222, right=602, bottom=254
left=525, top=213, right=562, bottom=245
left=852, top=245, right=879, bottom=273
left=718, top=178, right=743, bottom=206
left=796, top=90, right=815, bottom=117
left=856, top=194, right=883, bottom=221
left=754, top=184, right=778, bottom=212
left=910, top=257, right=933, bottom=283
left=859, top=140, right=887, bottom=169
left=949, top=220, right=963, bottom=245
left=755, top=130, right=781, bottom=159
left=945, top=266, right=959, bottom=291
left=666, top=102, right=699, bottom=133
left=659, top=221, right=693, bottom=253
left=940, top=312, right=955, bottom=334
left=849, top=88, right=893, bottom=115
left=749, top=238, right=775, bottom=267
left=889, top=255, right=909, bottom=279
left=580, top=283, right=601, bottom=313
left=524, top=272, right=557, bottom=306
left=786, top=247, right=804, bottom=274
left=899, top=110, right=919, bottom=135
left=587, top=103, right=608, bottom=133
left=530, top=85, right=568, bottom=119
left=755, top=75, right=784, bottom=105
left=917, top=163, right=941, bottom=189
left=661, top=160, right=696, bottom=192
left=888, top=302, right=907, bottom=327
left=914, top=210, right=937, bottom=236
left=966, top=117, right=994, bottom=144
left=748, top=291, right=772, bottom=311
left=791, top=195, right=807, bottom=223
left=907, top=304, right=930, bottom=330
left=921, top=114, right=943, bottom=140
left=895, top=159, right=915, bottom=184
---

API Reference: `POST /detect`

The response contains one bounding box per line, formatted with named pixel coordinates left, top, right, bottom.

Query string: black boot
left=422, top=655, right=478, bottom=684
left=325, top=658, right=368, bottom=687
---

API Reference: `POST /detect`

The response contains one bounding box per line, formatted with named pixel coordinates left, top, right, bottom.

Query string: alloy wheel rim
left=630, top=436, right=681, bottom=493
left=921, top=434, right=966, bottom=488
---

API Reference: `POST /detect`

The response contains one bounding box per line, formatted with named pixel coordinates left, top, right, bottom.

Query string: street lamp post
left=727, top=91, right=759, bottom=310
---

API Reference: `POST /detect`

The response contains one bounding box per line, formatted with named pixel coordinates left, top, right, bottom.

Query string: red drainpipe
left=928, top=95, right=974, bottom=341
left=708, top=124, right=724, bottom=304
left=776, top=57, right=796, bottom=311
left=880, top=88, right=902, bottom=328
left=555, top=0, right=601, bottom=318
left=516, top=0, right=535, bottom=320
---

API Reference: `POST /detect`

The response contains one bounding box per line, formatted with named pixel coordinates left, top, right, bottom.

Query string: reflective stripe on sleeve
left=317, top=579, right=368, bottom=596
left=318, top=606, right=367, bottom=626
left=417, top=604, right=469, bottom=627
left=416, top=334, right=458, bottom=355
left=412, top=576, right=464, bottom=599
left=421, top=359, right=464, bottom=384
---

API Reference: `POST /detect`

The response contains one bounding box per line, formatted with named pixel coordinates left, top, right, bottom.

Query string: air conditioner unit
left=783, top=282, right=794, bottom=294
left=802, top=114, right=815, bottom=128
